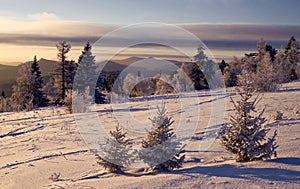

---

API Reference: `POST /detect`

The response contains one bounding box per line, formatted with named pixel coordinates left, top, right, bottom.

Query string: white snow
left=0, top=82, right=300, bottom=189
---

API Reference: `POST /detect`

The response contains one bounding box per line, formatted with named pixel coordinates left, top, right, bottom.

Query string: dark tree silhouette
left=54, top=41, right=71, bottom=104
left=285, top=36, right=299, bottom=80
left=31, top=56, right=48, bottom=107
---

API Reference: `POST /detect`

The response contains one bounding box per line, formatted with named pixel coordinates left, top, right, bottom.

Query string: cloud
left=0, top=17, right=117, bottom=38
left=1, top=18, right=300, bottom=62
left=27, top=12, right=59, bottom=21
left=180, top=23, right=300, bottom=42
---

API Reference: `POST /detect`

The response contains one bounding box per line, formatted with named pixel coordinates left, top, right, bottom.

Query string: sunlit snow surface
left=0, top=82, right=299, bottom=188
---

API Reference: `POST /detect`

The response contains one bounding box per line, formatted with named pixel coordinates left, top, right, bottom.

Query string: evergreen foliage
left=74, top=42, right=106, bottom=104
left=31, top=56, right=48, bottom=107
left=53, top=41, right=71, bottom=104
left=74, top=42, right=97, bottom=94
left=220, top=73, right=278, bottom=162
left=285, top=36, right=299, bottom=80
left=139, top=102, right=185, bottom=171
left=224, top=57, right=243, bottom=87
left=78, top=42, right=92, bottom=63
left=274, top=49, right=292, bottom=83
left=251, top=53, right=279, bottom=92
left=219, top=59, right=228, bottom=75
left=185, top=62, right=208, bottom=90
left=65, top=60, right=77, bottom=90
left=11, top=56, right=47, bottom=111
left=97, top=126, right=135, bottom=173
left=0, top=91, right=7, bottom=112
left=194, top=46, right=223, bottom=89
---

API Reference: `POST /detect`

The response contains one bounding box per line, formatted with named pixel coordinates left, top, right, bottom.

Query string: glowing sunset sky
left=0, top=0, right=300, bottom=64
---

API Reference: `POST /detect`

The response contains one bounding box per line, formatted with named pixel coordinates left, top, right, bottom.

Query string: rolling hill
left=0, top=57, right=185, bottom=96
left=0, top=59, right=57, bottom=96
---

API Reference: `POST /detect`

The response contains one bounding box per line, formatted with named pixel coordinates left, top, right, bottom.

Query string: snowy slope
left=0, top=82, right=299, bottom=189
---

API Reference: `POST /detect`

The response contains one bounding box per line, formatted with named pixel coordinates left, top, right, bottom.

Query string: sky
left=1, top=0, right=300, bottom=64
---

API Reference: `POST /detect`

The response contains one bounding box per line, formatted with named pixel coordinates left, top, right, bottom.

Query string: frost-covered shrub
left=220, top=74, right=278, bottom=162
left=139, top=102, right=185, bottom=171
left=97, top=126, right=135, bottom=173
left=251, top=54, right=279, bottom=92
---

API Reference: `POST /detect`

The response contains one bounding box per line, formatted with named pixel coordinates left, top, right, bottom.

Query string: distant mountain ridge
left=0, top=56, right=185, bottom=96
left=0, top=58, right=57, bottom=95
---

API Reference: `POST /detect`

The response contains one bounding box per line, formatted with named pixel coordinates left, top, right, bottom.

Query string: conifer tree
left=78, top=41, right=92, bottom=63
left=220, top=72, right=278, bottom=162
left=219, top=59, right=228, bottom=75
left=53, top=41, right=71, bottom=103
left=274, top=48, right=292, bottom=83
left=65, top=60, right=77, bottom=90
left=74, top=42, right=106, bottom=104
left=31, top=56, right=48, bottom=107
left=139, top=102, right=185, bottom=171
left=194, top=46, right=223, bottom=89
left=74, top=42, right=97, bottom=94
left=285, top=36, right=299, bottom=80
left=0, top=91, right=6, bottom=112
left=11, top=56, right=48, bottom=111
left=257, top=37, right=267, bottom=59
left=181, top=62, right=207, bottom=90
left=223, top=57, right=243, bottom=87
left=252, top=53, right=278, bottom=92
left=97, top=126, right=134, bottom=173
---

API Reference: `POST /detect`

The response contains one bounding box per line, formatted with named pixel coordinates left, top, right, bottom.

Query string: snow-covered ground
left=0, top=82, right=300, bottom=189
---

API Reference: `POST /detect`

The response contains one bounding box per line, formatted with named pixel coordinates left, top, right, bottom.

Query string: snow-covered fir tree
left=74, top=42, right=97, bottom=94
left=256, top=37, right=267, bottom=59
left=194, top=46, right=223, bottom=89
left=97, top=126, right=135, bottom=173
left=31, top=56, right=48, bottom=107
left=139, top=102, right=185, bottom=171
left=220, top=72, right=278, bottom=162
left=74, top=42, right=106, bottom=104
left=252, top=53, right=278, bottom=92
left=78, top=41, right=92, bottom=63
left=193, top=46, right=208, bottom=62
left=274, top=48, right=292, bottom=83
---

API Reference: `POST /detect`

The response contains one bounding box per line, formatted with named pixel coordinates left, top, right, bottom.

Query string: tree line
left=0, top=41, right=104, bottom=112
left=223, top=36, right=300, bottom=91
left=0, top=36, right=299, bottom=112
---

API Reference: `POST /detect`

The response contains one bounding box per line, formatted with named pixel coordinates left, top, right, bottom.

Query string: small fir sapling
left=220, top=72, right=278, bottom=162
left=97, top=126, right=135, bottom=173
left=139, top=102, right=185, bottom=171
